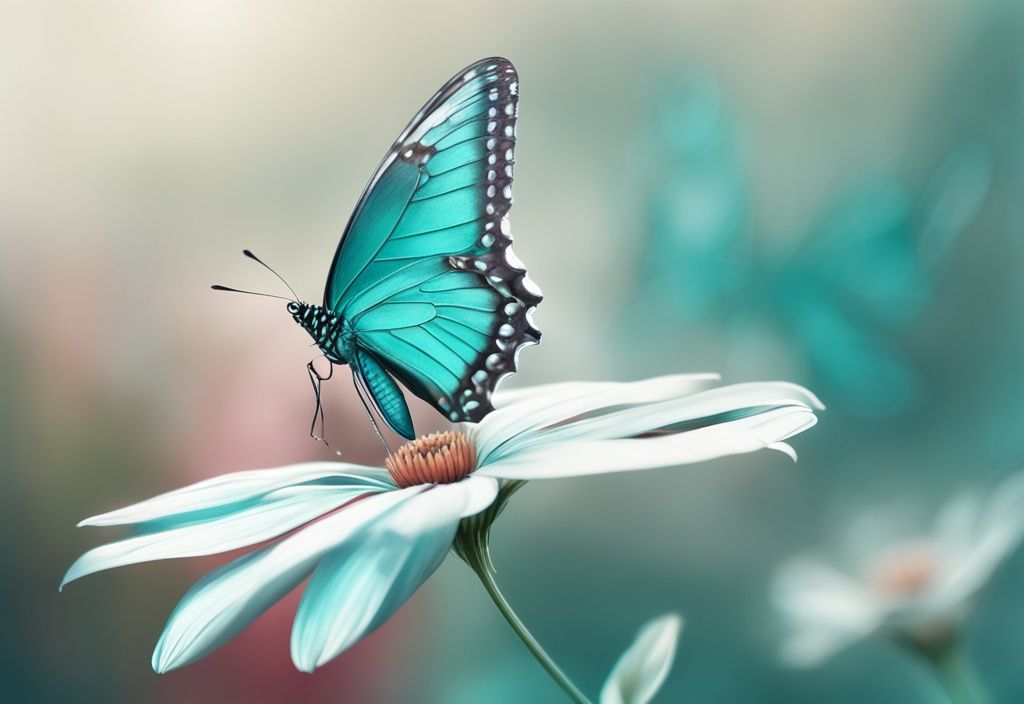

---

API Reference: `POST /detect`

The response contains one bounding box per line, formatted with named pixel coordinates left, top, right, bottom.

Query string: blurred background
left=2, top=1, right=1023, bottom=701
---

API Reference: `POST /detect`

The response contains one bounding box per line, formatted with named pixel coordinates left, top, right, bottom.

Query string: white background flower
left=773, top=472, right=1024, bottom=667
left=64, top=374, right=820, bottom=674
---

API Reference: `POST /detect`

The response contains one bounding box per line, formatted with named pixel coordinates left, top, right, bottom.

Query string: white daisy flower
left=773, top=472, right=1024, bottom=668
left=63, top=375, right=819, bottom=695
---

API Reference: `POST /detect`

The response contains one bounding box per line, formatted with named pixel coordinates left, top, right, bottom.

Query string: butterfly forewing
left=324, top=58, right=541, bottom=430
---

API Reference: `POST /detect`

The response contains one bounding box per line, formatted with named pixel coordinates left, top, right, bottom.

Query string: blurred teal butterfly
left=218, top=58, right=541, bottom=442
left=618, top=72, right=990, bottom=417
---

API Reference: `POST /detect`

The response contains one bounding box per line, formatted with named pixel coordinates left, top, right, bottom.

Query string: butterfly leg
left=306, top=357, right=336, bottom=449
left=352, top=370, right=393, bottom=458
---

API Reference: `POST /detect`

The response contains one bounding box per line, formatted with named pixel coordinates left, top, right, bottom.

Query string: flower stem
left=453, top=481, right=592, bottom=703
left=471, top=563, right=593, bottom=704
left=931, top=646, right=991, bottom=704
left=914, top=637, right=992, bottom=704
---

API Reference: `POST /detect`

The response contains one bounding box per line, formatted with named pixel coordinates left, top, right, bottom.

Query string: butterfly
left=215, top=57, right=542, bottom=443
left=618, top=72, right=990, bottom=417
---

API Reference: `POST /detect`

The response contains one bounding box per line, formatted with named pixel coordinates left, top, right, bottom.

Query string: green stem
left=471, top=562, right=593, bottom=704
left=914, top=637, right=992, bottom=704
left=453, top=481, right=591, bottom=703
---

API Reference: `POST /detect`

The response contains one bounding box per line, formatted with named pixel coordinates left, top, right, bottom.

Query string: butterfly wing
left=353, top=349, right=415, bottom=440
left=324, top=57, right=541, bottom=434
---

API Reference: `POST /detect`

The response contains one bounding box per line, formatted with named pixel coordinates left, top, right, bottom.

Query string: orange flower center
left=868, top=542, right=939, bottom=599
left=385, top=431, right=477, bottom=488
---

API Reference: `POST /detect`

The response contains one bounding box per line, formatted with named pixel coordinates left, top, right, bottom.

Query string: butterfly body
left=272, top=58, right=541, bottom=441
left=288, top=301, right=353, bottom=364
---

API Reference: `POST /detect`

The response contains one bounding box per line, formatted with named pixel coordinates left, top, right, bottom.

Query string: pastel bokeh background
left=3, top=1, right=1024, bottom=701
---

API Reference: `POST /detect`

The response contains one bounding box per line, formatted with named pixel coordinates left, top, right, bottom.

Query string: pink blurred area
left=3, top=252, right=411, bottom=695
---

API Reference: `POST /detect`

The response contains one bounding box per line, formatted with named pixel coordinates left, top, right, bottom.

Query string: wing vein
left=347, top=267, right=449, bottom=319
left=386, top=331, right=459, bottom=387
left=391, top=214, right=481, bottom=240
left=330, top=170, right=422, bottom=308
left=410, top=182, right=480, bottom=204
left=420, top=326, right=473, bottom=365
left=375, top=246, right=475, bottom=264
left=437, top=313, right=492, bottom=335
left=428, top=155, right=488, bottom=178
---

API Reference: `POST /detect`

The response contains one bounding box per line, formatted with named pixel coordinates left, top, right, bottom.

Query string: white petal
left=62, top=484, right=383, bottom=589
left=767, top=442, right=798, bottom=462
left=457, top=476, right=500, bottom=517
left=290, top=483, right=475, bottom=671
left=928, top=473, right=1024, bottom=612
left=151, top=488, right=415, bottom=673
left=933, top=490, right=983, bottom=551
left=986, top=472, right=1024, bottom=528
left=600, top=614, right=682, bottom=704
left=492, top=374, right=719, bottom=409
left=492, top=380, right=596, bottom=408
left=378, top=480, right=497, bottom=535
left=772, top=557, right=881, bottom=667
left=494, top=381, right=822, bottom=461
left=980, top=471, right=1024, bottom=556
left=80, top=462, right=393, bottom=527
left=475, top=375, right=722, bottom=463
left=479, top=406, right=817, bottom=480
left=773, top=558, right=879, bottom=629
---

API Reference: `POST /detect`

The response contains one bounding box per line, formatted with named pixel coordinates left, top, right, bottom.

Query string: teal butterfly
left=618, top=72, right=990, bottom=417
left=217, top=58, right=541, bottom=442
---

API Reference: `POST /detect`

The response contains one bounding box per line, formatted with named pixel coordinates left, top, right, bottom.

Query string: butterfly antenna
left=210, top=284, right=293, bottom=301
left=242, top=249, right=300, bottom=302
left=352, top=371, right=393, bottom=457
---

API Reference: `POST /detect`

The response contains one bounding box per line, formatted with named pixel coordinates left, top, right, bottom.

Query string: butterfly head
left=287, top=301, right=346, bottom=358
left=287, top=301, right=320, bottom=328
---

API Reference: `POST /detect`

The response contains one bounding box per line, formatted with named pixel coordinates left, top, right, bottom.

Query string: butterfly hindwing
left=324, top=58, right=541, bottom=431
left=353, top=349, right=415, bottom=440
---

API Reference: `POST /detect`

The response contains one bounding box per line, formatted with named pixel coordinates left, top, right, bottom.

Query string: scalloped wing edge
left=438, top=59, right=541, bottom=423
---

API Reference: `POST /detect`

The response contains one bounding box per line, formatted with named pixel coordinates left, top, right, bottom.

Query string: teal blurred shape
left=632, top=72, right=751, bottom=321
left=620, top=73, right=993, bottom=417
